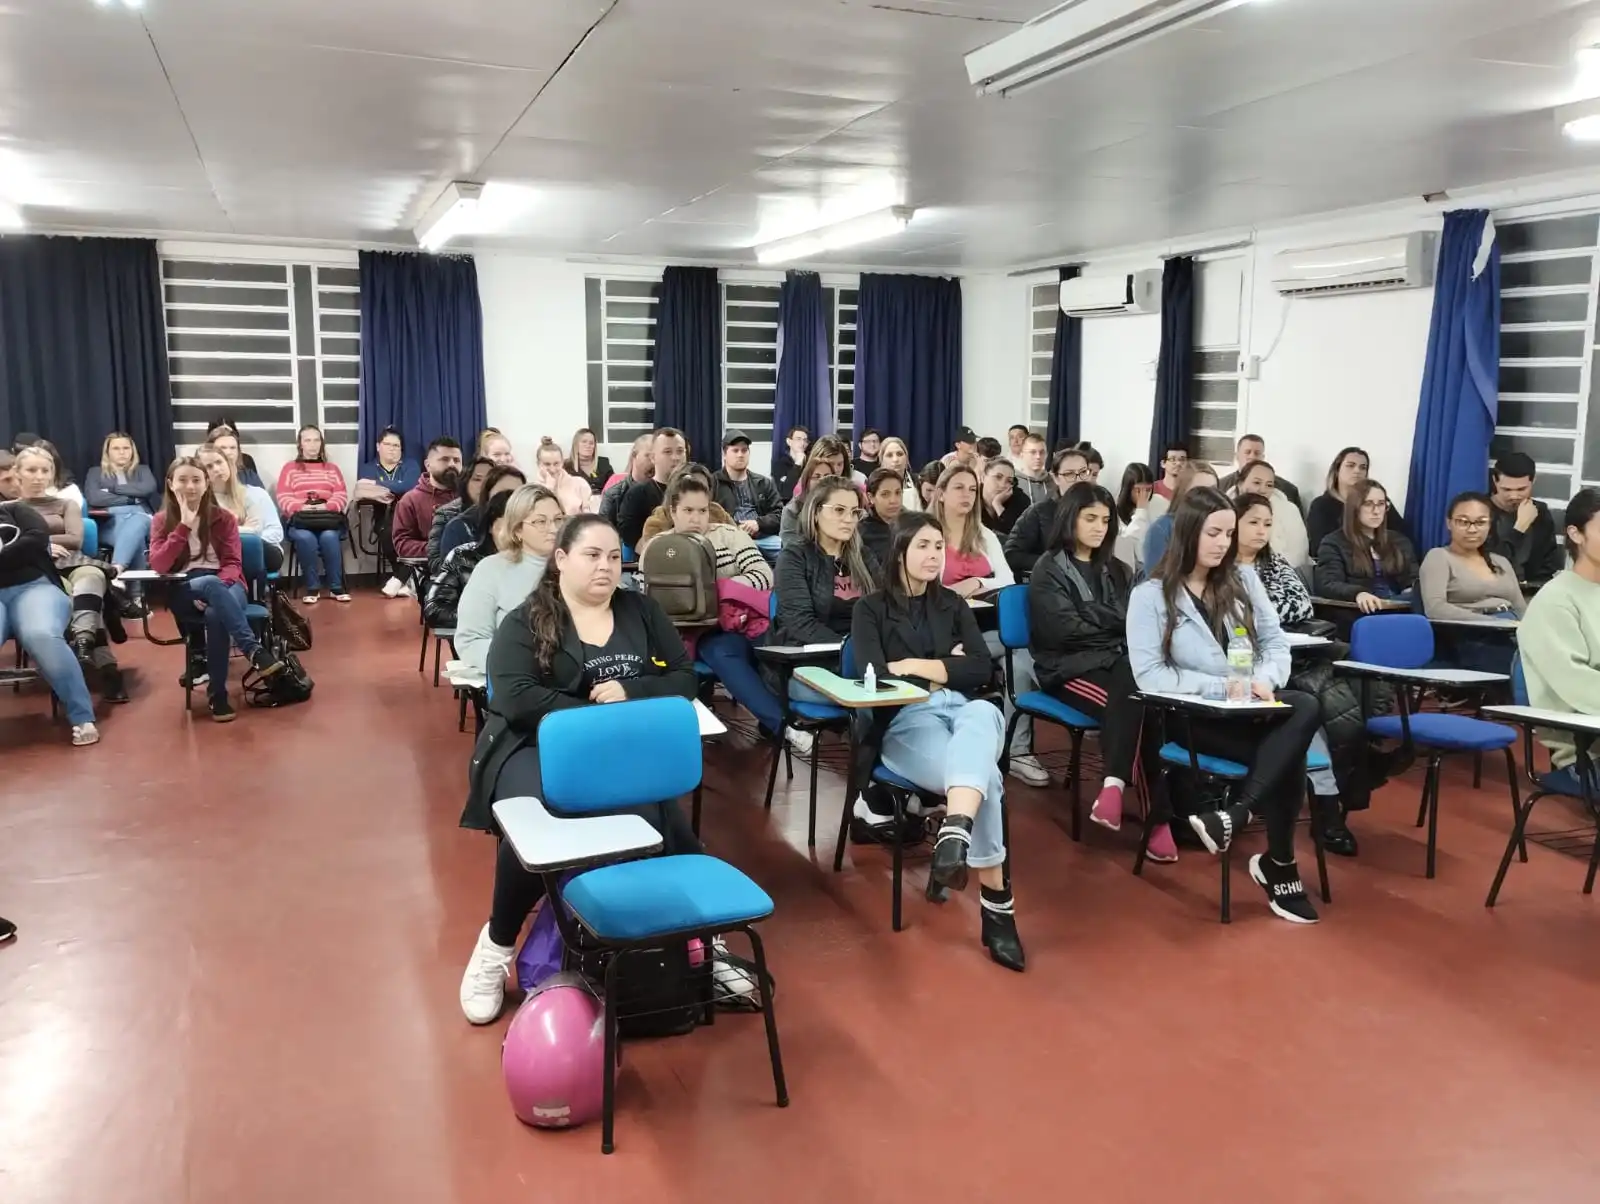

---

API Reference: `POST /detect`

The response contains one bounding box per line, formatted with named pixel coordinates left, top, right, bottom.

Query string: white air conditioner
left=1059, top=269, right=1162, bottom=317
left=1270, top=233, right=1435, bottom=297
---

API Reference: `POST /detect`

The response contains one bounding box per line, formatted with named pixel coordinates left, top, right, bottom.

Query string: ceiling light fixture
left=753, top=206, right=915, bottom=265
left=93, top=0, right=145, bottom=10
left=965, top=0, right=1260, bottom=98
left=414, top=181, right=483, bottom=253
left=0, top=202, right=24, bottom=232
left=1558, top=97, right=1600, bottom=142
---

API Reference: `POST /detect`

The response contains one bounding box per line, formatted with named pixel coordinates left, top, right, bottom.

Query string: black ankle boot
left=1311, top=794, right=1358, bottom=858
left=980, top=886, right=1026, bottom=972
left=929, top=814, right=973, bottom=891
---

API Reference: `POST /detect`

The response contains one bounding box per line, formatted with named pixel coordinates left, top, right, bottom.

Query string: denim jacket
left=1126, top=569, right=1291, bottom=697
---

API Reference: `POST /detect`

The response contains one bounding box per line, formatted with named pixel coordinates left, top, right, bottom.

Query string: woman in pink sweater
left=276, top=425, right=350, bottom=604
left=534, top=438, right=593, bottom=515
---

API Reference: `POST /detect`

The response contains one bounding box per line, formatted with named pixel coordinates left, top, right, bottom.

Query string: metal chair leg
left=1425, top=757, right=1442, bottom=879
left=417, top=619, right=428, bottom=673
left=1504, top=747, right=1527, bottom=862
left=743, top=927, right=789, bottom=1108
left=432, top=635, right=444, bottom=687
left=1485, top=792, right=1538, bottom=907
left=890, top=789, right=905, bottom=932
left=691, top=784, right=703, bottom=837
left=1220, top=845, right=1231, bottom=924
left=600, top=954, right=621, bottom=1155
left=1067, top=728, right=1084, bottom=843
left=806, top=738, right=819, bottom=848
left=1473, top=751, right=1483, bottom=789
left=762, top=734, right=782, bottom=812
left=1585, top=822, right=1600, bottom=895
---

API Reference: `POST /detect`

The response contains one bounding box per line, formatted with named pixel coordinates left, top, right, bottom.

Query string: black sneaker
left=179, top=657, right=209, bottom=688
left=848, top=795, right=926, bottom=847
left=100, top=664, right=129, bottom=704
left=0, top=916, right=15, bottom=944
left=1248, top=854, right=1320, bottom=924
left=249, top=647, right=285, bottom=678
left=1188, top=804, right=1250, bottom=855
left=210, top=697, right=237, bottom=723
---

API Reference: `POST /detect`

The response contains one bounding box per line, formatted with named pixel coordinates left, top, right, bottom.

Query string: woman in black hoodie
left=1027, top=484, right=1150, bottom=845
left=852, top=513, right=1023, bottom=972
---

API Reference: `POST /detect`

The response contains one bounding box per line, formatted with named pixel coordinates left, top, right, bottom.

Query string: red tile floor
left=3, top=591, right=1600, bottom=1204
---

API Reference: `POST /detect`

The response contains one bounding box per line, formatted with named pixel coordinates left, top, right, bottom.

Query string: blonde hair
left=878, top=436, right=911, bottom=466
left=536, top=436, right=565, bottom=467
left=475, top=428, right=504, bottom=457
left=797, top=476, right=876, bottom=589
left=197, top=441, right=249, bottom=518
left=494, top=484, right=560, bottom=560
left=13, top=444, right=54, bottom=493
left=101, top=432, right=141, bottom=478
left=929, top=463, right=984, bottom=555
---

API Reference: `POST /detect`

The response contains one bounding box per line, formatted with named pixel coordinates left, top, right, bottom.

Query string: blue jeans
left=286, top=526, right=344, bottom=591
left=880, top=691, right=1008, bottom=869
left=698, top=630, right=784, bottom=734
left=983, top=630, right=1036, bottom=756
left=101, top=506, right=152, bottom=570
left=0, top=579, right=95, bottom=725
left=171, top=573, right=260, bottom=704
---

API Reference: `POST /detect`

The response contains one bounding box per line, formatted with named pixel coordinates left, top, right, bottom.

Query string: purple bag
left=516, top=900, right=565, bottom=992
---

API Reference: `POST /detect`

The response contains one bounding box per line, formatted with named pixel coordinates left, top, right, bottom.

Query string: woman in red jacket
left=150, top=457, right=283, bottom=722
left=276, top=424, right=350, bottom=605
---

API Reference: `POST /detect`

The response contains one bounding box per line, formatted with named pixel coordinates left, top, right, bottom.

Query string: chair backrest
left=995, top=583, right=1029, bottom=650
left=538, top=696, right=702, bottom=815
left=239, top=531, right=266, bottom=586
left=1510, top=651, right=1529, bottom=707
left=768, top=591, right=779, bottom=622
left=80, top=501, right=99, bottom=559
left=839, top=636, right=857, bottom=678
left=1350, top=613, right=1432, bottom=669
left=620, top=541, right=635, bottom=563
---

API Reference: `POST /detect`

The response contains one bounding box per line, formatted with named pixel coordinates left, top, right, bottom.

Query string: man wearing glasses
left=1003, top=448, right=1095, bottom=576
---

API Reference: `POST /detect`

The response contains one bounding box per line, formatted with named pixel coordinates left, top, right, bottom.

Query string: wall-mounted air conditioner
left=1060, top=269, right=1161, bottom=317
left=1270, top=233, right=1434, bottom=297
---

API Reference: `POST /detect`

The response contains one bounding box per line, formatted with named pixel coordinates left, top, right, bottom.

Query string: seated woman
left=199, top=442, right=284, bottom=572
left=638, top=464, right=734, bottom=552
left=12, top=446, right=126, bottom=702
left=149, top=456, right=283, bottom=722
left=425, top=490, right=511, bottom=633
left=852, top=513, right=1025, bottom=971
left=427, top=457, right=494, bottom=571
left=84, top=431, right=158, bottom=578
left=1418, top=491, right=1527, bottom=673
left=1306, top=445, right=1407, bottom=552
left=1521, top=487, right=1600, bottom=783
left=564, top=427, right=613, bottom=496
left=1113, top=462, right=1155, bottom=573
left=778, top=437, right=854, bottom=548
left=773, top=476, right=878, bottom=680
left=979, top=457, right=1029, bottom=537
left=1143, top=463, right=1218, bottom=570
left=1229, top=458, right=1309, bottom=568
left=917, top=460, right=944, bottom=510
left=0, top=497, right=99, bottom=745
left=534, top=437, right=594, bottom=515
left=1028, top=483, right=1166, bottom=855
left=929, top=462, right=1048, bottom=787
left=876, top=438, right=921, bottom=512
left=33, top=438, right=85, bottom=511
left=1234, top=492, right=1314, bottom=627
left=1314, top=479, right=1418, bottom=612
left=440, top=464, right=528, bottom=563
left=205, top=417, right=264, bottom=488
left=276, top=423, right=350, bottom=604
left=456, top=514, right=712, bottom=1025
left=859, top=468, right=904, bottom=565
left=1127, top=486, right=1323, bottom=923
left=453, top=485, right=562, bottom=673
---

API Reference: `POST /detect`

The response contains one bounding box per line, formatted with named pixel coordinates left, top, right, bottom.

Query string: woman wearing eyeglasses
left=453, top=485, right=562, bottom=673
left=773, top=478, right=878, bottom=696
left=1418, top=491, right=1526, bottom=672
left=1313, top=480, right=1419, bottom=614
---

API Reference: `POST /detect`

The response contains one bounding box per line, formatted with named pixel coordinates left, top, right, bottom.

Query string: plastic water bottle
left=863, top=663, right=877, bottom=692
left=1226, top=628, right=1253, bottom=702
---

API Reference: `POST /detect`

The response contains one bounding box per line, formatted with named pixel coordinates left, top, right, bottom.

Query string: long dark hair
left=525, top=513, right=616, bottom=673
left=865, top=467, right=904, bottom=518
left=479, top=464, right=527, bottom=505
left=160, top=455, right=220, bottom=567
left=1048, top=482, right=1118, bottom=567
left=1324, top=445, right=1369, bottom=497
left=1116, top=462, right=1154, bottom=523
left=1341, top=480, right=1407, bottom=579
left=473, top=489, right=515, bottom=558
left=1153, top=485, right=1255, bottom=661
left=457, top=456, right=494, bottom=505
left=884, top=513, right=948, bottom=610
left=1447, top=490, right=1502, bottom=574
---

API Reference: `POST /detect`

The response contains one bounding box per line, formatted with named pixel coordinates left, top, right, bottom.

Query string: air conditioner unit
left=1059, top=269, right=1161, bottom=317
left=1270, top=233, right=1435, bottom=297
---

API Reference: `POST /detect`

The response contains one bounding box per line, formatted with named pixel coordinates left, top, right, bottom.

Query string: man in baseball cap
left=942, top=426, right=980, bottom=467
left=714, top=429, right=783, bottom=542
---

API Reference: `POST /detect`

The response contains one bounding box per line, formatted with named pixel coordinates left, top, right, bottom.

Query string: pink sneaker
left=1145, top=823, right=1179, bottom=863
left=1089, top=784, right=1124, bottom=831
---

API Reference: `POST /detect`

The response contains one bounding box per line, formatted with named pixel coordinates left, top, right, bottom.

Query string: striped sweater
left=276, top=461, right=349, bottom=516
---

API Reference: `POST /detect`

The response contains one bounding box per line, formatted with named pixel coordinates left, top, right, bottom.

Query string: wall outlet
left=1238, top=354, right=1261, bottom=380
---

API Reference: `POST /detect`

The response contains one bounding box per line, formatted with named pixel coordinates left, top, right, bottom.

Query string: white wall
left=962, top=273, right=1027, bottom=447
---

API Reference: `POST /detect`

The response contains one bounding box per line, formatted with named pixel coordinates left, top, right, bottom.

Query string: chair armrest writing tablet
left=1332, top=660, right=1508, bottom=686
left=492, top=796, right=664, bottom=872
left=1482, top=704, right=1600, bottom=736
left=792, top=666, right=930, bottom=707
left=755, top=643, right=843, bottom=664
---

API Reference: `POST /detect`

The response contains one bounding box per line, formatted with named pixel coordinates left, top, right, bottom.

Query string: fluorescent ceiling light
left=93, top=0, right=145, bottom=9
left=753, top=206, right=914, bottom=265
left=1558, top=97, right=1600, bottom=142
left=0, top=202, right=24, bottom=232
left=415, top=181, right=483, bottom=252
left=965, top=0, right=1259, bottom=98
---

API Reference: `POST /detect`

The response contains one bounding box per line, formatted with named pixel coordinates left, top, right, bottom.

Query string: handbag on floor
left=270, top=590, right=313, bottom=652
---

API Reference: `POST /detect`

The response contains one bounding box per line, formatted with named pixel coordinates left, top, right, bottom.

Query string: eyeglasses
left=1359, top=500, right=1388, bottom=512
left=524, top=515, right=558, bottom=530
left=1451, top=517, right=1490, bottom=531
left=1056, top=468, right=1092, bottom=482
left=822, top=503, right=865, bottom=522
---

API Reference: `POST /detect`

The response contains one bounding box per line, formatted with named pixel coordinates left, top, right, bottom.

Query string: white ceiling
left=10, top=0, right=1600, bottom=268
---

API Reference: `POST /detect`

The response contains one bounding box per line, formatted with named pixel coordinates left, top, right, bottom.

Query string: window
left=585, top=277, right=659, bottom=445
left=1190, top=256, right=1245, bottom=466
left=1493, top=212, right=1599, bottom=505
left=1028, top=280, right=1057, bottom=431
left=161, top=257, right=360, bottom=447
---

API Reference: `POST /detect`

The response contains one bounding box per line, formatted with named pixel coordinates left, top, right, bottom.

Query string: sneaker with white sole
left=1008, top=754, right=1050, bottom=788
left=1188, top=804, right=1251, bottom=855
left=71, top=723, right=100, bottom=747
left=783, top=727, right=814, bottom=757
left=459, top=923, right=517, bottom=1025
left=381, top=575, right=405, bottom=598
left=709, top=937, right=763, bottom=1008
left=1248, top=854, right=1320, bottom=924
left=401, top=578, right=417, bottom=599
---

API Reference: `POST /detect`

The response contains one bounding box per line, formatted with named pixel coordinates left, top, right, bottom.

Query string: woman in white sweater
left=1229, top=459, right=1309, bottom=569
left=455, top=484, right=561, bottom=672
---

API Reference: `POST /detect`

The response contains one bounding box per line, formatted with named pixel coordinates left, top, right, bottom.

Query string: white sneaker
left=459, top=923, right=516, bottom=1025
left=709, top=937, right=760, bottom=1002
left=381, top=575, right=404, bottom=598
left=1008, top=754, right=1050, bottom=788
left=783, top=727, right=814, bottom=757
left=401, top=578, right=418, bottom=599
left=71, top=723, right=100, bottom=748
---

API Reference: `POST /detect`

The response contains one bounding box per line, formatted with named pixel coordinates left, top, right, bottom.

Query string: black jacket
left=1490, top=500, right=1565, bottom=584
left=773, top=540, right=880, bottom=646
left=423, top=541, right=485, bottom=629
left=0, top=501, right=58, bottom=590
left=461, top=589, right=696, bottom=832
left=851, top=586, right=992, bottom=695
left=773, top=459, right=805, bottom=501
left=1313, top=530, right=1418, bottom=601
left=616, top=478, right=667, bottom=549
left=1002, top=496, right=1060, bottom=576
left=1028, top=551, right=1132, bottom=691
left=1306, top=493, right=1408, bottom=554
left=858, top=514, right=893, bottom=567
left=981, top=490, right=1030, bottom=538
left=713, top=469, right=783, bottom=537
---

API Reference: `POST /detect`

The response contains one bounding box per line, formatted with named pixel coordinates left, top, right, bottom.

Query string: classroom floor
left=2, top=594, right=1599, bottom=1204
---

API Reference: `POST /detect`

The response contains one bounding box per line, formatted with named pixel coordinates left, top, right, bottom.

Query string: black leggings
left=1053, top=658, right=1141, bottom=781
left=1154, top=689, right=1320, bottom=863
left=486, top=745, right=703, bottom=947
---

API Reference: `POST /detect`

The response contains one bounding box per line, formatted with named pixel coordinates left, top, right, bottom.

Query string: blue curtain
left=651, top=265, right=721, bottom=468
left=855, top=273, right=962, bottom=467
left=1045, top=265, right=1082, bottom=450
left=772, top=269, right=830, bottom=471
left=0, top=236, right=173, bottom=482
left=358, top=251, right=487, bottom=458
left=1147, top=256, right=1195, bottom=470
left=1405, top=210, right=1500, bottom=555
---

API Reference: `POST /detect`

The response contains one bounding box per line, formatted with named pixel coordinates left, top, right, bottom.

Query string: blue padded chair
left=534, top=697, right=788, bottom=1154
left=1485, top=654, right=1600, bottom=905
left=994, top=584, right=1102, bottom=841
left=177, top=534, right=274, bottom=713
left=1349, top=613, right=1519, bottom=879
left=759, top=590, right=849, bottom=846
left=79, top=499, right=99, bottom=560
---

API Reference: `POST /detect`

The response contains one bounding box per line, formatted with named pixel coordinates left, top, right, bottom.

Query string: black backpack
left=574, top=941, right=701, bottom=1038
left=244, top=637, right=314, bottom=708
left=640, top=533, right=719, bottom=626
